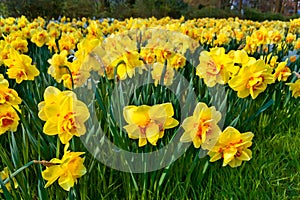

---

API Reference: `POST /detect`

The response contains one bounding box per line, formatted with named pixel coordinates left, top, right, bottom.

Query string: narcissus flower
left=286, top=79, right=300, bottom=98
left=47, top=50, right=70, bottom=83
left=151, top=62, right=175, bottom=86
left=169, top=54, right=186, bottom=70
left=208, top=126, right=254, bottom=168
left=0, top=74, right=22, bottom=107
left=274, top=61, right=291, bottom=82
left=228, top=59, right=274, bottom=99
left=31, top=27, right=49, bottom=47
left=38, top=86, right=90, bottom=144
left=196, top=47, right=238, bottom=87
left=0, top=104, right=20, bottom=135
left=123, top=103, right=179, bottom=147
left=113, top=51, right=143, bottom=80
left=0, top=167, right=18, bottom=193
left=3, top=49, right=40, bottom=83
left=42, top=143, right=86, bottom=191
left=180, top=102, right=221, bottom=149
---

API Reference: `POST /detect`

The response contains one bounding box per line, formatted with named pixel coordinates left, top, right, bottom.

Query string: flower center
left=1, top=113, right=14, bottom=127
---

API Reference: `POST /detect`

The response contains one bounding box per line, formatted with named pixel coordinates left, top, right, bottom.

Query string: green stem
left=2, top=160, right=56, bottom=185
left=56, top=137, right=61, bottom=158
left=3, top=161, right=34, bottom=185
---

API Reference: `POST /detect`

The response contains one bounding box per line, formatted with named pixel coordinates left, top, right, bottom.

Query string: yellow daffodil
left=58, top=33, right=78, bottom=52
left=42, top=143, right=86, bottom=191
left=46, top=37, right=59, bottom=53
left=208, top=126, right=254, bottom=168
left=251, top=26, right=268, bottom=46
left=286, top=79, right=300, bottom=98
left=61, top=58, right=91, bottom=89
left=285, top=33, right=296, bottom=44
left=229, top=49, right=255, bottom=68
left=151, top=62, right=174, bottom=86
left=0, top=167, right=18, bottom=193
left=0, top=104, right=20, bottom=135
left=228, top=59, right=274, bottom=99
left=3, top=48, right=40, bottom=83
left=114, top=51, right=144, bottom=80
left=11, top=37, right=28, bottom=53
left=47, top=50, right=70, bottom=83
left=0, top=74, right=22, bottom=107
left=140, top=48, right=156, bottom=65
left=196, top=47, right=238, bottom=87
left=38, top=86, right=90, bottom=144
left=274, top=61, right=291, bottom=82
left=294, top=38, right=300, bottom=50
left=180, top=102, right=221, bottom=149
left=31, top=27, right=49, bottom=47
left=169, top=54, right=186, bottom=70
left=123, top=103, right=179, bottom=147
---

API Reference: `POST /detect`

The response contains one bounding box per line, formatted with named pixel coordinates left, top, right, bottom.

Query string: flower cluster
left=196, top=47, right=294, bottom=99
left=0, top=74, right=21, bottom=135
left=123, top=102, right=254, bottom=168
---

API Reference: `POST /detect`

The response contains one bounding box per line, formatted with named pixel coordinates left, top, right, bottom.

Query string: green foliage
left=1, top=0, right=107, bottom=19
left=243, top=8, right=285, bottom=21
left=61, top=0, right=101, bottom=19
left=106, top=0, right=188, bottom=20
left=183, top=6, right=240, bottom=19
left=1, top=0, right=298, bottom=21
left=3, top=0, right=64, bottom=19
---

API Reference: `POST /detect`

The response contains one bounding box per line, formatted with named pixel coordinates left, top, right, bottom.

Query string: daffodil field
left=0, top=15, right=299, bottom=199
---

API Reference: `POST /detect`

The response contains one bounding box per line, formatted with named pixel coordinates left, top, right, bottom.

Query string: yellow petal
left=228, top=158, right=242, bottom=168
left=59, top=132, right=73, bottom=144
left=58, top=171, right=74, bottom=191
left=44, top=86, right=61, bottom=102
left=146, top=123, right=160, bottom=145
left=209, top=152, right=222, bottom=162
left=138, top=137, right=147, bottom=147
left=42, top=165, right=64, bottom=188
left=238, top=149, right=252, bottom=161
left=193, top=102, right=208, bottom=117
left=181, top=116, right=197, bottom=132
left=180, top=131, right=192, bottom=142
left=164, top=118, right=179, bottom=129
left=223, top=149, right=237, bottom=165
left=192, top=136, right=202, bottom=148
left=123, top=124, right=140, bottom=139
left=123, top=105, right=137, bottom=124
left=43, top=120, right=58, bottom=135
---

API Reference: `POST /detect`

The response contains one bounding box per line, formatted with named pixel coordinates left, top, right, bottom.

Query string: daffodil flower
left=180, top=102, right=221, bottom=150
left=42, top=143, right=86, bottom=191
left=0, top=167, right=18, bottom=193
left=0, top=74, right=22, bottom=107
left=228, top=59, right=274, bottom=99
left=3, top=48, right=40, bottom=83
left=123, top=103, right=179, bottom=147
left=208, top=126, right=254, bottom=168
left=286, top=79, right=300, bottom=98
left=38, top=86, right=90, bottom=144
left=0, top=104, right=20, bottom=135
left=274, top=60, right=291, bottom=82
left=151, top=62, right=175, bottom=86
left=196, top=47, right=238, bottom=87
